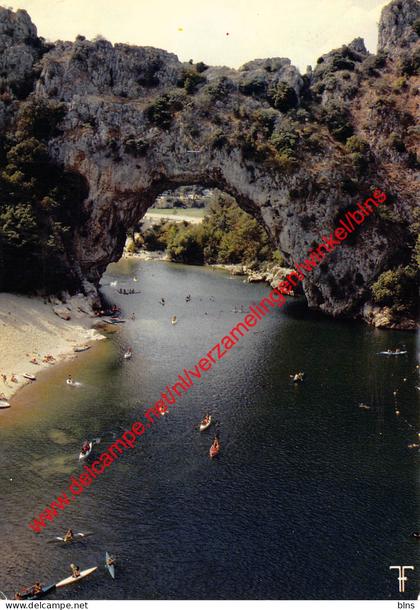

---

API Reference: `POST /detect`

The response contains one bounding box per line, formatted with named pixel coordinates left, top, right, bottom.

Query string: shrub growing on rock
left=123, top=137, right=149, bottom=157
left=145, top=93, right=184, bottom=129
left=345, top=135, right=369, bottom=154
left=239, top=75, right=267, bottom=97
left=320, top=101, right=353, bottom=142
left=177, top=68, right=206, bottom=94
left=267, top=81, right=298, bottom=112
left=195, top=61, right=208, bottom=73
left=387, top=132, right=406, bottom=153
left=371, top=266, right=417, bottom=317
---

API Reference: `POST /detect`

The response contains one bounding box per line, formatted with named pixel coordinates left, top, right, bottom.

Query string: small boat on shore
left=124, top=348, right=132, bottom=360
left=105, top=552, right=116, bottom=579
left=23, top=373, right=36, bottom=381
left=74, top=346, right=91, bottom=353
left=171, top=315, right=177, bottom=325
left=0, top=399, right=11, bottom=409
left=200, top=414, right=212, bottom=432
left=56, top=566, right=97, bottom=589
left=209, top=437, right=220, bottom=459
left=79, top=441, right=93, bottom=460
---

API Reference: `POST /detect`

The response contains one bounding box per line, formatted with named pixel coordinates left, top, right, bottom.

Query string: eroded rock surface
left=0, top=0, right=418, bottom=327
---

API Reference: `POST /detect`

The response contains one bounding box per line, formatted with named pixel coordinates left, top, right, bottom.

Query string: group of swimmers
left=160, top=295, right=191, bottom=306
left=117, top=288, right=138, bottom=295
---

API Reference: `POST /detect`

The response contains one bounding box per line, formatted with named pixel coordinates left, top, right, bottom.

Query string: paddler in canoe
left=63, top=528, right=74, bottom=543
left=106, top=554, right=116, bottom=567
left=290, top=371, right=305, bottom=383
left=80, top=441, right=91, bottom=456
left=70, top=564, right=81, bottom=579
left=209, top=436, right=220, bottom=459
left=200, top=413, right=212, bottom=432
left=14, top=582, right=42, bottom=600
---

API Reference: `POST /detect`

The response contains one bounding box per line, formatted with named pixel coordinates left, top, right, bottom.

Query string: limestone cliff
left=0, top=0, right=418, bottom=328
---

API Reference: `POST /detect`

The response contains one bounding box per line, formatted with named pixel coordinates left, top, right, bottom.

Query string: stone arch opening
left=121, top=184, right=277, bottom=269
left=74, top=172, right=274, bottom=290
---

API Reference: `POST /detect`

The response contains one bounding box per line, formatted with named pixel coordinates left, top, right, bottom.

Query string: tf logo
left=389, top=566, right=415, bottom=593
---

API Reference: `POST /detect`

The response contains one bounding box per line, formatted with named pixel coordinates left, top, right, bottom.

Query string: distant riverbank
left=123, top=249, right=296, bottom=292
left=0, top=293, right=105, bottom=401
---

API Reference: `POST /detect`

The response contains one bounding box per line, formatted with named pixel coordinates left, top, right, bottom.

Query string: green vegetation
left=387, top=132, right=406, bottom=153
left=345, top=136, right=370, bottom=174
left=398, top=49, right=420, bottom=76
left=195, top=62, right=208, bottom=73
left=123, top=137, right=149, bottom=157
left=267, top=81, right=298, bottom=113
left=177, top=68, right=206, bottom=94
left=320, top=101, right=353, bottom=142
left=371, top=266, right=418, bottom=319
left=207, top=77, right=232, bottom=100
left=145, top=92, right=184, bottom=129
left=0, top=98, right=87, bottom=293
left=140, top=194, right=282, bottom=267
left=238, top=76, right=298, bottom=113
left=345, top=136, right=369, bottom=154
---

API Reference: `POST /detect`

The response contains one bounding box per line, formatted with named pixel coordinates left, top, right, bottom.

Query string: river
left=0, top=258, right=418, bottom=600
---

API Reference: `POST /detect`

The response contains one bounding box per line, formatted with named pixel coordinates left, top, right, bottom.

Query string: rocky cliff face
left=0, top=0, right=418, bottom=327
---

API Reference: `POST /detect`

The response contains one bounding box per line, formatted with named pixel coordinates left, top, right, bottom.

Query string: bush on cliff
left=177, top=68, right=206, bottom=94
left=0, top=99, right=87, bottom=293
left=320, top=101, right=353, bottom=142
left=371, top=266, right=417, bottom=318
left=145, top=92, right=184, bottom=129
left=267, top=81, right=298, bottom=113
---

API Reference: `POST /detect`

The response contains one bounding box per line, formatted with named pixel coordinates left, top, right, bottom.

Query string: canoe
left=209, top=440, right=220, bottom=459
left=47, top=532, right=93, bottom=544
left=0, top=400, right=11, bottom=409
left=200, top=416, right=212, bottom=432
left=79, top=442, right=93, bottom=460
left=28, top=584, right=56, bottom=599
left=56, top=566, right=97, bottom=589
left=18, top=584, right=56, bottom=600
left=23, top=373, right=36, bottom=381
left=105, top=552, right=116, bottom=579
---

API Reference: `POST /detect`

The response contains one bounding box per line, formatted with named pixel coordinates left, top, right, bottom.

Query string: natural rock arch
left=0, top=0, right=418, bottom=325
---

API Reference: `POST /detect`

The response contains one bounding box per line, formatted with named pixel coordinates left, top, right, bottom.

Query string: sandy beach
left=0, top=293, right=105, bottom=401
